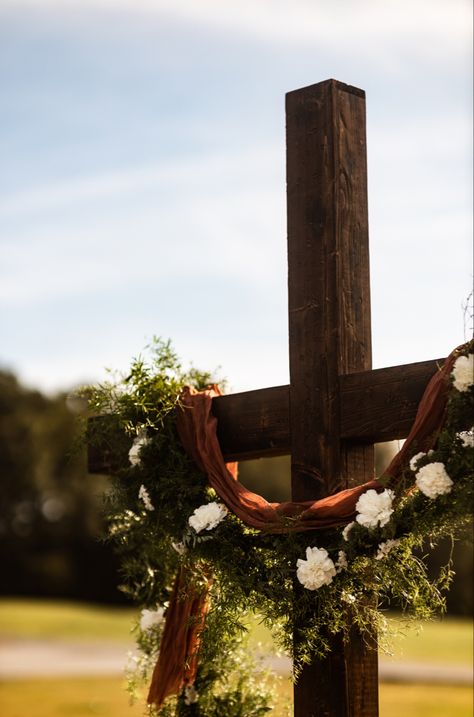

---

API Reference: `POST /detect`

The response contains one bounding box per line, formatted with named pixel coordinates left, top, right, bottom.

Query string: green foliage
left=0, top=370, right=121, bottom=602
left=84, top=338, right=473, bottom=715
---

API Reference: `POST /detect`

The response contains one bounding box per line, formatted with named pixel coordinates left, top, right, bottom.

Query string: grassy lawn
left=0, top=599, right=472, bottom=716
left=382, top=614, right=473, bottom=664
left=0, top=677, right=472, bottom=717
left=0, top=599, right=137, bottom=642
left=247, top=611, right=473, bottom=666
left=1, top=598, right=471, bottom=665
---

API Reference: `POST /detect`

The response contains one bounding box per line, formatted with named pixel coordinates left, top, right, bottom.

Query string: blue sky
left=1, top=0, right=472, bottom=395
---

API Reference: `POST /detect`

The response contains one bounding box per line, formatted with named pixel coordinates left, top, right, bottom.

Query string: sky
left=1, top=0, right=472, bottom=396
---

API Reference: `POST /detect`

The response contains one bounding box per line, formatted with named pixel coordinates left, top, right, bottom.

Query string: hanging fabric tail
left=147, top=567, right=212, bottom=708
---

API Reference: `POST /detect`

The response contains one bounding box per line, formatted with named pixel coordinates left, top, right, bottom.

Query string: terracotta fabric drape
left=175, top=349, right=458, bottom=532
left=148, top=346, right=461, bottom=708
left=147, top=568, right=211, bottom=706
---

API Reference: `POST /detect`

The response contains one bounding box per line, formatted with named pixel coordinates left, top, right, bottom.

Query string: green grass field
left=0, top=599, right=472, bottom=717
left=0, top=599, right=138, bottom=642
left=0, top=677, right=472, bottom=717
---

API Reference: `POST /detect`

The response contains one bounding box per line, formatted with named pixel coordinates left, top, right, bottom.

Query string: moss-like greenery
left=83, top=338, right=473, bottom=716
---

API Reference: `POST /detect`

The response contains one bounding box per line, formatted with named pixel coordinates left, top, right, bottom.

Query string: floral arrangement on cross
left=84, top=339, right=473, bottom=716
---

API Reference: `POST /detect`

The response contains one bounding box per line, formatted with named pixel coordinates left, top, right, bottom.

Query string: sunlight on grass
left=0, top=677, right=472, bottom=717
left=0, top=677, right=144, bottom=717
left=246, top=610, right=473, bottom=666
left=0, top=599, right=137, bottom=642
left=0, top=599, right=472, bottom=717
left=382, top=614, right=473, bottom=665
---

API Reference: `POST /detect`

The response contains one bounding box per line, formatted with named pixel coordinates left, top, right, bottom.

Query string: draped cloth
left=147, top=347, right=460, bottom=708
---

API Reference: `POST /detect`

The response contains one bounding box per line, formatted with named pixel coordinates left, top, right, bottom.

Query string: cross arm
left=87, top=356, right=443, bottom=472
left=214, top=356, right=442, bottom=459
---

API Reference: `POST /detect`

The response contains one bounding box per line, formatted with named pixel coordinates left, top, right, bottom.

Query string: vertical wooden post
left=287, top=80, right=378, bottom=716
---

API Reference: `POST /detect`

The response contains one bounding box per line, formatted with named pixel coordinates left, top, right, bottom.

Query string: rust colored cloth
left=148, top=346, right=461, bottom=707
left=383, top=351, right=458, bottom=483
left=147, top=568, right=211, bottom=708
left=176, top=348, right=459, bottom=532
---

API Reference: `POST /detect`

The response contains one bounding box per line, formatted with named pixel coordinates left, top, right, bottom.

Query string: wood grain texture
left=286, top=79, right=377, bottom=717
left=87, top=358, right=443, bottom=473
left=339, top=358, right=443, bottom=440
left=213, top=359, right=442, bottom=461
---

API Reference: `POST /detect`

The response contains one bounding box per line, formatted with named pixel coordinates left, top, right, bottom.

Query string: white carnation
left=409, top=452, right=426, bottom=472
left=184, top=684, right=199, bottom=705
left=336, top=550, right=348, bottom=573
left=451, top=354, right=474, bottom=392
left=458, top=429, right=474, bottom=448
left=342, top=521, right=355, bottom=541
left=128, top=429, right=150, bottom=467
left=140, top=606, right=165, bottom=632
left=415, top=462, right=453, bottom=499
left=296, top=547, right=336, bottom=590
left=375, top=539, right=401, bottom=560
left=355, top=489, right=394, bottom=529
left=138, top=484, right=154, bottom=511
left=188, top=502, right=228, bottom=533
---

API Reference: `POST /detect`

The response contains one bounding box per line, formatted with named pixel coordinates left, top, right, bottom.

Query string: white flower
left=140, top=606, right=165, bottom=632
left=171, top=541, right=187, bottom=555
left=296, top=547, right=336, bottom=590
left=184, top=684, right=199, bottom=705
left=342, top=521, right=355, bottom=541
left=409, top=452, right=426, bottom=472
left=128, top=429, right=150, bottom=467
left=336, top=550, right=348, bottom=573
left=138, top=484, right=154, bottom=511
left=375, top=539, right=401, bottom=560
left=341, top=591, right=356, bottom=604
left=458, top=429, right=474, bottom=448
left=355, top=489, right=394, bottom=529
left=452, top=354, right=474, bottom=392
left=188, top=502, right=228, bottom=533
left=415, top=462, right=453, bottom=499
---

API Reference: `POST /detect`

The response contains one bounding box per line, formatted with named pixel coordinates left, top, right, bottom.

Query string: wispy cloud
left=0, top=0, right=471, bottom=394
left=11, top=0, right=471, bottom=51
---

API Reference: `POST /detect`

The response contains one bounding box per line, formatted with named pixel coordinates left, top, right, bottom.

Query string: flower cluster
left=451, top=353, right=473, bottom=392
left=84, top=337, right=473, bottom=715
left=188, top=501, right=228, bottom=533
left=296, top=547, right=336, bottom=590
left=415, top=462, right=453, bottom=499
left=138, top=484, right=154, bottom=511
left=355, top=489, right=394, bottom=529
left=128, top=429, right=150, bottom=467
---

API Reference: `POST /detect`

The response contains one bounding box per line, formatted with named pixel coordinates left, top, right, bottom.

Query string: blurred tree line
left=0, top=370, right=123, bottom=603
left=0, top=369, right=472, bottom=613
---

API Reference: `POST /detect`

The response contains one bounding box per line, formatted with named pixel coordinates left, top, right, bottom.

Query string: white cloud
left=5, top=0, right=471, bottom=61
left=0, top=145, right=280, bottom=218
left=16, top=0, right=469, bottom=45
left=0, top=145, right=286, bottom=305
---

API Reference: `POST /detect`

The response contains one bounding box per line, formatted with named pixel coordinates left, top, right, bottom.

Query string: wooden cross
left=89, top=79, right=443, bottom=717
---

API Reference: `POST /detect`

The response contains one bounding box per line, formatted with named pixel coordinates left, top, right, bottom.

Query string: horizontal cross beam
left=214, top=357, right=442, bottom=460
left=88, top=356, right=442, bottom=473
left=213, top=357, right=441, bottom=459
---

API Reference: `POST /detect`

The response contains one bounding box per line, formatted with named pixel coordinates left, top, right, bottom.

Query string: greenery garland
left=84, top=338, right=473, bottom=716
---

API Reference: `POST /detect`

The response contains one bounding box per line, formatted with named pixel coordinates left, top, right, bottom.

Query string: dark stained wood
left=88, top=358, right=443, bottom=473
left=286, top=79, right=377, bottom=716
left=214, top=358, right=442, bottom=459
left=339, top=358, right=443, bottom=441
left=211, top=385, right=290, bottom=460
